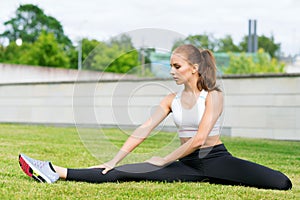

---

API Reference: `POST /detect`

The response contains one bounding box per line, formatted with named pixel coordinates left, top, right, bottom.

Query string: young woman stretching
left=19, top=44, right=292, bottom=190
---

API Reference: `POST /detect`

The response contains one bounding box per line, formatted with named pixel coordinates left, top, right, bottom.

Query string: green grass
left=0, top=124, right=299, bottom=200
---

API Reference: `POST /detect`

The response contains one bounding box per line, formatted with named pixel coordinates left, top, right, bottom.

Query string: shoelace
left=32, top=159, right=57, bottom=180
left=31, top=159, right=48, bottom=169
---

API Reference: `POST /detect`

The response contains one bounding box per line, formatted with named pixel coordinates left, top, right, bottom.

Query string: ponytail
left=197, top=49, right=221, bottom=92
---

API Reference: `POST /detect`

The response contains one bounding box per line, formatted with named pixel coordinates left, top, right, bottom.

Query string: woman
left=19, top=44, right=292, bottom=190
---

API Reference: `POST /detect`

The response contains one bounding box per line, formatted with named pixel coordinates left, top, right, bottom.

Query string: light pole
left=140, top=47, right=145, bottom=76
left=78, top=38, right=82, bottom=70
left=77, top=19, right=87, bottom=71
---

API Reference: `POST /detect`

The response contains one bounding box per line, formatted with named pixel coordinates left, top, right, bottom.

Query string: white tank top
left=171, top=90, right=221, bottom=138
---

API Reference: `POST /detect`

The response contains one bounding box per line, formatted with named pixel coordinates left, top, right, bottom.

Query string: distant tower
left=248, top=19, right=258, bottom=53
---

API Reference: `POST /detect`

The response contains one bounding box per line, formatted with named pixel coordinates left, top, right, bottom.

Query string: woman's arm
left=95, top=93, right=175, bottom=174
left=147, top=91, right=223, bottom=166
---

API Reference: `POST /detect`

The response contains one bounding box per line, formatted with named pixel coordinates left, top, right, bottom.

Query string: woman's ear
left=192, top=64, right=199, bottom=74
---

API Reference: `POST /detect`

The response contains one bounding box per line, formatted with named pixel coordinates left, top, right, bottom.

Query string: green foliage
left=0, top=44, right=4, bottom=62
left=171, top=33, right=284, bottom=75
left=239, top=35, right=280, bottom=58
left=86, top=34, right=140, bottom=73
left=172, top=33, right=281, bottom=59
left=0, top=41, right=31, bottom=64
left=20, top=32, right=70, bottom=67
left=66, top=46, right=79, bottom=69
left=172, top=34, right=242, bottom=53
left=223, top=48, right=285, bottom=74
left=66, top=38, right=101, bottom=70
left=107, top=50, right=140, bottom=73
left=0, top=32, right=70, bottom=68
left=0, top=3, right=284, bottom=75
left=0, top=124, right=299, bottom=199
left=173, top=33, right=217, bottom=51
left=0, top=4, right=73, bottom=68
left=82, top=38, right=101, bottom=62
left=216, top=35, right=241, bottom=52
left=0, top=4, right=71, bottom=47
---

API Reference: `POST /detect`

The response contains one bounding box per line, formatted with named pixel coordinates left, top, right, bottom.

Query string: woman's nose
left=170, top=67, right=175, bottom=75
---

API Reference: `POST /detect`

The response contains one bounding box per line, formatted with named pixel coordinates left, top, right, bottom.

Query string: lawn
left=0, top=124, right=299, bottom=199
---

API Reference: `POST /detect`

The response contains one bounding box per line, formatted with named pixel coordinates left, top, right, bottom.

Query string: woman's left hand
left=146, top=156, right=168, bottom=166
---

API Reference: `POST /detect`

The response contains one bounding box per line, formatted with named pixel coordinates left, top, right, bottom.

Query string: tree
left=239, top=35, right=280, bottom=58
left=67, top=46, right=80, bottom=69
left=87, top=34, right=140, bottom=74
left=0, top=42, right=29, bottom=64
left=20, top=32, right=70, bottom=67
left=67, top=38, right=101, bottom=69
left=0, top=4, right=71, bottom=47
left=216, top=35, right=241, bottom=52
left=0, top=44, right=4, bottom=62
left=172, top=34, right=217, bottom=51
left=81, top=38, right=101, bottom=67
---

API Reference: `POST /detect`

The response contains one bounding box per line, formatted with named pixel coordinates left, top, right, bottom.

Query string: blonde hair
left=173, top=44, right=221, bottom=92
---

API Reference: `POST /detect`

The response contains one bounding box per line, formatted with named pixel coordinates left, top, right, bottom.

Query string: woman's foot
left=19, top=154, right=59, bottom=183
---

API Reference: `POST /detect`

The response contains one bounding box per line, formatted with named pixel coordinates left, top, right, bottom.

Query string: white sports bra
left=171, top=89, right=221, bottom=138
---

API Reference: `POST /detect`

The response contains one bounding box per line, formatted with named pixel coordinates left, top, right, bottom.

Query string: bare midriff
left=180, top=135, right=222, bottom=148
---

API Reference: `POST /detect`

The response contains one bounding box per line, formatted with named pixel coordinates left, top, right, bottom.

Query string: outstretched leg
left=66, top=161, right=205, bottom=183
left=203, top=154, right=292, bottom=190
left=19, top=153, right=205, bottom=183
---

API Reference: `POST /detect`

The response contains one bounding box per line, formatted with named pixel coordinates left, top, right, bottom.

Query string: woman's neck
left=183, top=79, right=200, bottom=94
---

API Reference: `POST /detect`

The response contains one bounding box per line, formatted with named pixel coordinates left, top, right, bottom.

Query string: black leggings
left=66, top=144, right=292, bottom=190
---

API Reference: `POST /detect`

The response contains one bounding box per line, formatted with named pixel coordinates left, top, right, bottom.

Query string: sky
left=0, top=0, right=300, bottom=56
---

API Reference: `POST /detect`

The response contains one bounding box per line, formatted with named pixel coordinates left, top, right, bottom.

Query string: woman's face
left=170, top=53, right=196, bottom=85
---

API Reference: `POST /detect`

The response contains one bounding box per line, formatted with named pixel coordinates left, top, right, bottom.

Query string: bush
left=222, top=48, right=285, bottom=74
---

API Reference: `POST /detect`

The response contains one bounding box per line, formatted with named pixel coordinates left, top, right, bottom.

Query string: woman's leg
left=203, top=154, right=292, bottom=190
left=179, top=144, right=292, bottom=190
left=53, top=165, right=67, bottom=179
left=19, top=153, right=204, bottom=183
left=65, top=161, right=205, bottom=183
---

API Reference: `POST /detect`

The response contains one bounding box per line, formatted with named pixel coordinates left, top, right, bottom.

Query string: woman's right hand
left=89, top=160, right=116, bottom=174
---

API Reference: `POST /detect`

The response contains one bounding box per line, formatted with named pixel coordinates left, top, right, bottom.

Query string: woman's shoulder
left=160, top=93, right=177, bottom=104
left=159, top=93, right=177, bottom=110
left=206, top=90, right=224, bottom=102
left=165, top=93, right=177, bottom=101
left=207, top=90, right=223, bottom=96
